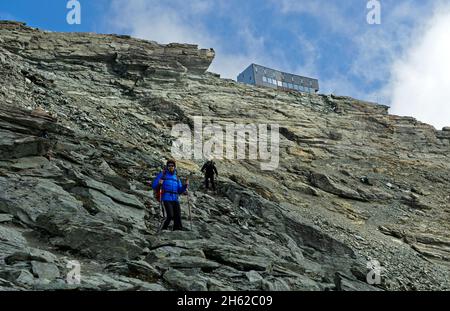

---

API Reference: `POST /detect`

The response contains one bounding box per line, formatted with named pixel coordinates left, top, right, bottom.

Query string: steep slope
left=1, top=21, right=449, bottom=291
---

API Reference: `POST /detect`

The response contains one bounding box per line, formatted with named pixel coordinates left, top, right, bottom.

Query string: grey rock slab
left=0, top=176, right=84, bottom=226
left=127, top=260, right=161, bottom=281
left=180, top=248, right=206, bottom=258
left=245, top=270, right=263, bottom=283
left=80, top=273, right=134, bottom=290
left=5, top=248, right=58, bottom=265
left=26, top=192, right=146, bottom=261
left=0, top=225, right=28, bottom=261
left=159, top=256, right=221, bottom=271
left=309, top=172, right=364, bottom=201
left=0, top=130, right=44, bottom=160
left=14, top=270, right=36, bottom=288
left=334, top=273, right=383, bottom=291
left=136, top=283, right=167, bottom=291
left=10, top=156, right=49, bottom=170
left=47, top=221, right=146, bottom=261
left=261, top=278, right=291, bottom=291
left=163, top=268, right=208, bottom=291
left=212, top=254, right=270, bottom=272
left=31, top=261, right=60, bottom=281
left=73, top=187, right=146, bottom=231
left=0, top=277, right=22, bottom=290
left=145, top=246, right=185, bottom=263
left=82, top=176, right=145, bottom=210
left=288, top=275, right=322, bottom=291
left=0, top=214, right=14, bottom=223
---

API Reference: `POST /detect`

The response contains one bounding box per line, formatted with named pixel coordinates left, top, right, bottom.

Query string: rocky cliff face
left=1, top=21, right=449, bottom=291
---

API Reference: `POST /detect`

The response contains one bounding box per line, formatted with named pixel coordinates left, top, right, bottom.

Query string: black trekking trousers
left=204, top=174, right=215, bottom=190
left=162, top=201, right=183, bottom=231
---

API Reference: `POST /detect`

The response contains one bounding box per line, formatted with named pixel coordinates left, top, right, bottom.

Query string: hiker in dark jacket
left=201, top=160, right=218, bottom=191
left=152, top=159, right=188, bottom=231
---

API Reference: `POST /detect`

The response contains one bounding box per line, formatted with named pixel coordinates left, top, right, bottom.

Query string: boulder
left=31, top=261, right=60, bottom=281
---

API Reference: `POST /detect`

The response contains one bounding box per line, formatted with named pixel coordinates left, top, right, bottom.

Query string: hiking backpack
left=153, top=169, right=167, bottom=202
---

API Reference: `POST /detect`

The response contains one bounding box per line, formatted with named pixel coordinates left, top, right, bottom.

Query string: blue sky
left=1, top=0, right=449, bottom=129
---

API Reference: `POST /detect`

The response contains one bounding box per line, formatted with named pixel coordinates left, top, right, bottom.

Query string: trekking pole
left=156, top=185, right=166, bottom=235
left=187, top=176, right=192, bottom=231
left=160, top=187, right=165, bottom=218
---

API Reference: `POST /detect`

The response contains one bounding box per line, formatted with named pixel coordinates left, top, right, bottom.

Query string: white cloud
left=270, top=0, right=393, bottom=99
left=290, top=33, right=320, bottom=79
left=389, top=5, right=450, bottom=129
left=272, top=0, right=355, bottom=36
left=270, top=1, right=440, bottom=108
left=107, top=0, right=214, bottom=46
left=350, top=1, right=427, bottom=86
left=106, top=0, right=277, bottom=80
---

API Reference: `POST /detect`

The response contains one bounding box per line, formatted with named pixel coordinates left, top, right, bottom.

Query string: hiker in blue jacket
left=152, top=159, right=189, bottom=231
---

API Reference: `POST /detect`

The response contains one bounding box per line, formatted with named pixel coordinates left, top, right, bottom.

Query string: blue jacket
left=152, top=169, right=187, bottom=202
